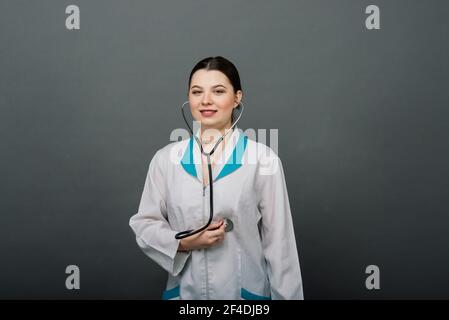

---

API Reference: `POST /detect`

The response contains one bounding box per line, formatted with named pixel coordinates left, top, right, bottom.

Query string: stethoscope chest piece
left=224, top=218, right=234, bottom=232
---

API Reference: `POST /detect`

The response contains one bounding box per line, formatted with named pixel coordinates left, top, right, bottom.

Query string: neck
left=200, top=121, right=233, bottom=147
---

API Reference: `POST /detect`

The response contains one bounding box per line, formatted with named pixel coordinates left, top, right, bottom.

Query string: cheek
left=216, top=97, right=235, bottom=111
left=188, top=102, right=199, bottom=118
left=189, top=97, right=201, bottom=110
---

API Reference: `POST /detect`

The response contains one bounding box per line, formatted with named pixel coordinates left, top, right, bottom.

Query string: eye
left=192, top=90, right=201, bottom=95
left=215, top=90, right=225, bottom=94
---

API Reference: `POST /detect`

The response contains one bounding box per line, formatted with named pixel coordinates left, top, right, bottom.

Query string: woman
left=129, top=56, right=304, bottom=300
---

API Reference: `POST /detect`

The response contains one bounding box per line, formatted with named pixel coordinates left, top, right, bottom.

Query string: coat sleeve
left=129, top=150, right=190, bottom=277
left=256, top=151, right=304, bottom=300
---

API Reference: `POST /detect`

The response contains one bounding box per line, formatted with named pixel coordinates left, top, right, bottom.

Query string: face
left=189, top=69, right=242, bottom=131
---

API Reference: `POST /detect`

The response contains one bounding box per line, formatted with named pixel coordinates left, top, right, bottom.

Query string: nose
left=201, top=91, right=212, bottom=105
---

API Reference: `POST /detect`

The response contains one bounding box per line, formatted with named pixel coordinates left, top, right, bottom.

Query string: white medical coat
left=129, top=128, right=304, bottom=300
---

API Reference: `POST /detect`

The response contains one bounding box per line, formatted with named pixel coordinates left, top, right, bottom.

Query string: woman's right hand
left=178, top=220, right=225, bottom=251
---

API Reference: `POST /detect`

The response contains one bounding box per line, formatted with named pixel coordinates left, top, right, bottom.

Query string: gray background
left=0, top=0, right=448, bottom=299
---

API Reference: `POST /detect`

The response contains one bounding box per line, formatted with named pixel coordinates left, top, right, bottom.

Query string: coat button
left=224, top=218, right=233, bottom=232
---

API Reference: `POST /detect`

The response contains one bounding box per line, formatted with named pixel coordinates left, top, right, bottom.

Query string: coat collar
left=180, top=128, right=248, bottom=183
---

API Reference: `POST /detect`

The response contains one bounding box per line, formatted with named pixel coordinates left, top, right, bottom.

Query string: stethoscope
left=174, top=101, right=245, bottom=240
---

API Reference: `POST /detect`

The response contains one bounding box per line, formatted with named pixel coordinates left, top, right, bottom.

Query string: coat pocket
left=241, top=288, right=271, bottom=300
left=162, top=285, right=180, bottom=300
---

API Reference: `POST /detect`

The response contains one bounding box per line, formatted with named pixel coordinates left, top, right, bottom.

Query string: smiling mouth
left=200, top=110, right=217, bottom=117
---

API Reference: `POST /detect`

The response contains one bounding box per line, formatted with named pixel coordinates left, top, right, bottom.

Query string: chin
left=201, top=120, right=218, bottom=126
left=201, top=120, right=222, bottom=129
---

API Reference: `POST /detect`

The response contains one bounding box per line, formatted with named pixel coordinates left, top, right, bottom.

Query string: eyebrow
left=190, top=84, right=227, bottom=90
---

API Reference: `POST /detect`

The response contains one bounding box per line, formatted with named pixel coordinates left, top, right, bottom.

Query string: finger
left=217, top=223, right=226, bottom=233
left=207, top=220, right=223, bottom=229
left=207, top=226, right=225, bottom=238
left=213, top=229, right=225, bottom=239
left=206, top=219, right=224, bottom=230
left=215, top=235, right=225, bottom=244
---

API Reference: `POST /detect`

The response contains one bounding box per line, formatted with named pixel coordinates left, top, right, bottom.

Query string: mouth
left=200, top=109, right=218, bottom=117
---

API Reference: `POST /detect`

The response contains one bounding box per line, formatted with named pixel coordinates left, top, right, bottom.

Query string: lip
left=200, top=110, right=218, bottom=117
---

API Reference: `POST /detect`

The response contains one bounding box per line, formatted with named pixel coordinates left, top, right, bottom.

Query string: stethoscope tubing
left=175, top=101, right=244, bottom=239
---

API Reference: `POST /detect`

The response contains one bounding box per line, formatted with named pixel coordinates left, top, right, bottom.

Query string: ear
left=234, top=90, right=243, bottom=108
